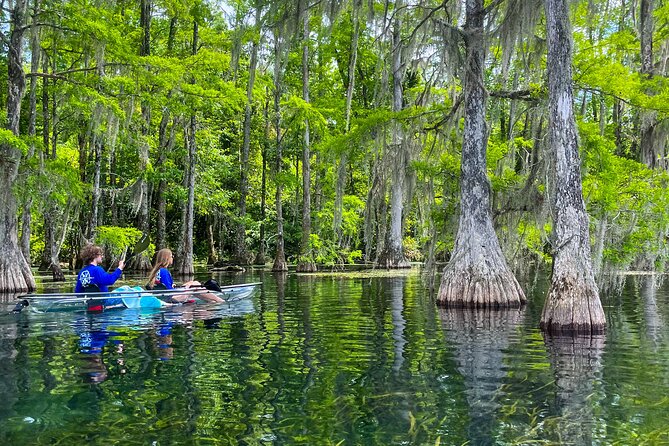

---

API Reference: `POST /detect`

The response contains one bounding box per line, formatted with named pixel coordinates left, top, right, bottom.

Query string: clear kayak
left=14, top=283, right=261, bottom=313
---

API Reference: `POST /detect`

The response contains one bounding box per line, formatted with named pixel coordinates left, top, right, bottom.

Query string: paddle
left=124, top=233, right=150, bottom=262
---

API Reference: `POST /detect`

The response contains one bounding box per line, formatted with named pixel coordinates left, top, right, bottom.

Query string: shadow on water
left=438, top=307, right=525, bottom=446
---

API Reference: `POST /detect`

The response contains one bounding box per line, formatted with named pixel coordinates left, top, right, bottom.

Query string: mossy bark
left=0, top=0, right=35, bottom=292
left=437, top=0, right=524, bottom=308
left=541, top=0, right=605, bottom=334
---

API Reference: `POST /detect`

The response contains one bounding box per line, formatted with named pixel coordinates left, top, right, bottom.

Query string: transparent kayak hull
left=19, top=283, right=260, bottom=313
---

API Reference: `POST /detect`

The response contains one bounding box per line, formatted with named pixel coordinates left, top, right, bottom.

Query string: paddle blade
left=134, top=233, right=150, bottom=254
left=127, top=233, right=150, bottom=261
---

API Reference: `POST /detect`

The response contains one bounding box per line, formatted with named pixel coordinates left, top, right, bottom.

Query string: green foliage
left=308, top=233, right=362, bottom=267
left=580, top=122, right=669, bottom=268
left=95, top=226, right=144, bottom=259
left=0, top=129, right=28, bottom=155
left=517, top=220, right=551, bottom=263
left=402, top=236, right=422, bottom=262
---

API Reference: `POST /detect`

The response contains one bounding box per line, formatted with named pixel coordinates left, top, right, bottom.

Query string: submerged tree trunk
left=297, top=0, right=316, bottom=273
left=377, top=4, right=410, bottom=269
left=437, top=0, right=525, bottom=308
left=272, top=28, right=287, bottom=272
left=0, top=0, right=36, bottom=292
left=540, top=0, right=605, bottom=334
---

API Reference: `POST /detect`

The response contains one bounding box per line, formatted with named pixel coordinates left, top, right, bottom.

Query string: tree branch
left=482, top=0, right=507, bottom=17
left=489, top=89, right=536, bottom=101
left=423, top=94, right=463, bottom=132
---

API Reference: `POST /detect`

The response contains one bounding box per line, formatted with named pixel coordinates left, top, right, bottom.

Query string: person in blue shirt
left=146, top=248, right=223, bottom=303
left=75, top=244, right=125, bottom=292
left=75, top=244, right=125, bottom=310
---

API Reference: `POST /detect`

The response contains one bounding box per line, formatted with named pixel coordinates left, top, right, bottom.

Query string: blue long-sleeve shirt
left=154, top=268, right=174, bottom=289
left=75, top=264, right=123, bottom=293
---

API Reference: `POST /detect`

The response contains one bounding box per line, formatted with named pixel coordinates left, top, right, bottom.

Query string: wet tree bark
left=0, top=0, right=36, bottom=291
left=540, top=0, right=605, bottom=334
left=437, top=0, right=525, bottom=308
left=297, top=0, right=316, bottom=273
left=272, top=27, right=287, bottom=272
left=377, top=1, right=410, bottom=269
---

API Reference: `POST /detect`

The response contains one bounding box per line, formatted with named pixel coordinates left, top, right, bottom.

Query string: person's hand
left=118, top=260, right=125, bottom=270
left=183, top=280, right=201, bottom=289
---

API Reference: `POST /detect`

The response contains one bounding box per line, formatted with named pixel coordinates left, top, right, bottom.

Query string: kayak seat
left=83, top=284, right=101, bottom=293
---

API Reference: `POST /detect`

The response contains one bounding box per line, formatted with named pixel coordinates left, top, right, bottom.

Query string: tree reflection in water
left=640, top=275, right=664, bottom=347
left=544, top=333, right=605, bottom=445
left=439, top=307, right=525, bottom=446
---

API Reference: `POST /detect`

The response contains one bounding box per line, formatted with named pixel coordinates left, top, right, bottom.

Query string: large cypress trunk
left=87, top=139, right=102, bottom=239
left=377, top=4, right=410, bottom=269
left=0, top=0, right=36, bottom=292
left=540, top=0, right=605, bottom=334
left=437, top=0, right=524, bottom=308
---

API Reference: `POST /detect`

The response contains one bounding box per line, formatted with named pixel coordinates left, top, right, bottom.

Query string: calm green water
left=0, top=269, right=668, bottom=445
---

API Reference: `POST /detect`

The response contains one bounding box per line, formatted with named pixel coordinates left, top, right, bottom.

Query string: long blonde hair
left=147, top=248, right=173, bottom=288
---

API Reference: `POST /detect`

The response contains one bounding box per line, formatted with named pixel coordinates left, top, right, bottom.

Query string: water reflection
left=439, top=307, right=525, bottom=446
left=543, top=334, right=605, bottom=445
left=390, top=277, right=406, bottom=373
left=1, top=272, right=669, bottom=444
left=640, top=275, right=664, bottom=346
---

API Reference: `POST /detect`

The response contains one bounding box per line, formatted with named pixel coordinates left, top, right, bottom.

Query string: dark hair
left=80, top=244, right=103, bottom=265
